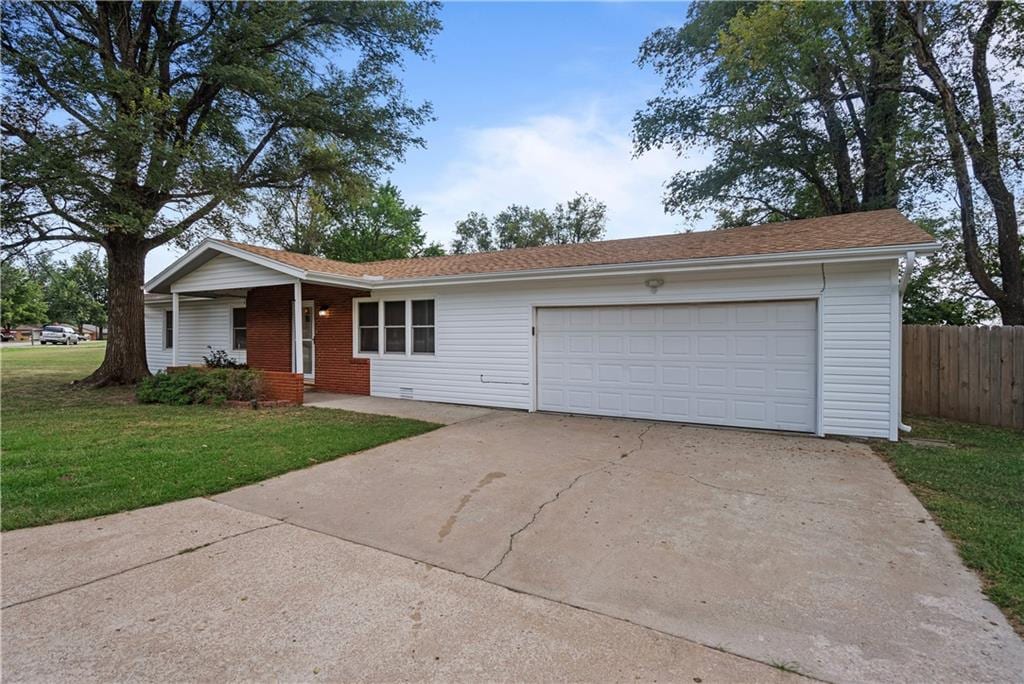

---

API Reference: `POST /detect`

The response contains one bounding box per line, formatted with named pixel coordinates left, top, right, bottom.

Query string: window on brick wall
left=358, top=301, right=379, bottom=353
left=231, top=307, right=247, bottom=350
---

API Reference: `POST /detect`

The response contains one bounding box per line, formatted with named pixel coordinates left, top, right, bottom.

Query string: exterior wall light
left=318, top=304, right=329, bottom=317
left=644, top=278, right=664, bottom=293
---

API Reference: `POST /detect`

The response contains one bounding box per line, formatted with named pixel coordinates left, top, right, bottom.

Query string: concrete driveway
left=4, top=408, right=1023, bottom=682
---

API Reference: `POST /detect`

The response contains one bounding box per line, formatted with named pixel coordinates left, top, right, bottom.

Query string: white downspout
left=897, top=251, right=916, bottom=434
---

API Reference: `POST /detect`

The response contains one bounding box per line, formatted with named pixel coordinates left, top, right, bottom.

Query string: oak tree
left=2, top=1, right=440, bottom=383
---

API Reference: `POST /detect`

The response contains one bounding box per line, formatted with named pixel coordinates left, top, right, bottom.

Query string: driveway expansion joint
left=0, top=521, right=284, bottom=611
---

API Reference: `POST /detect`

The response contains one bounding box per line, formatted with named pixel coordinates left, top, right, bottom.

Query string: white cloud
left=144, top=103, right=712, bottom=278
left=407, top=103, right=710, bottom=246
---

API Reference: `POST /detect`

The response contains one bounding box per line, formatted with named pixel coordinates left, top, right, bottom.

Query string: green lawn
left=0, top=343, right=439, bottom=530
left=876, top=417, right=1024, bottom=634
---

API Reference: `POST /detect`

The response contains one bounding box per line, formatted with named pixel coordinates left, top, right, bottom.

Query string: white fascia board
left=365, top=241, right=940, bottom=290
left=299, top=271, right=377, bottom=291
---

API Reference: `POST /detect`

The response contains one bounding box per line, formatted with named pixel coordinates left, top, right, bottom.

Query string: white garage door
left=536, top=301, right=817, bottom=432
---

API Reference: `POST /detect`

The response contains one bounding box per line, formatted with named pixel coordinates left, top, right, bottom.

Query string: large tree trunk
left=82, top=235, right=151, bottom=385
left=861, top=2, right=903, bottom=210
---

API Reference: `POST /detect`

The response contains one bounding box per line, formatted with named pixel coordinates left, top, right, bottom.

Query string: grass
left=876, top=416, right=1024, bottom=634
left=0, top=343, right=440, bottom=530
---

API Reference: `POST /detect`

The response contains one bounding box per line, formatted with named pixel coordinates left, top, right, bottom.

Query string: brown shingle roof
left=222, top=209, right=933, bottom=282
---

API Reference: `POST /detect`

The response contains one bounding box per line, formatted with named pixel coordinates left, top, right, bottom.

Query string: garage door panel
left=661, top=366, right=690, bottom=386
left=628, top=336, right=656, bottom=354
left=537, top=302, right=817, bottom=432
left=697, top=336, right=729, bottom=356
left=661, top=336, right=691, bottom=355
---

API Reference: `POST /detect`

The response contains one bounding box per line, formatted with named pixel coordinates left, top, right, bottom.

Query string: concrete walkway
left=304, top=391, right=496, bottom=425
left=1, top=499, right=789, bottom=683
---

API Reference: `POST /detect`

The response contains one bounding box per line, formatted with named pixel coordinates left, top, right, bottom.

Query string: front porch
left=155, top=256, right=373, bottom=404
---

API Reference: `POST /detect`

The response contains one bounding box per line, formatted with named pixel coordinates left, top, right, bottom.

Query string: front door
left=302, top=300, right=315, bottom=381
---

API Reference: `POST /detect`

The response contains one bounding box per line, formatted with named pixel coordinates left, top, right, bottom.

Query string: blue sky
left=147, top=1, right=698, bottom=277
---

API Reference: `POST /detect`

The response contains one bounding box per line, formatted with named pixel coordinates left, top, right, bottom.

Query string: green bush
left=136, top=368, right=263, bottom=405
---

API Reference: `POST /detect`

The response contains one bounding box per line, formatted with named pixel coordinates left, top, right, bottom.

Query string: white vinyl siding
left=171, top=253, right=294, bottom=293
left=819, top=261, right=899, bottom=439
left=366, top=261, right=899, bottom=440
left=145, top=297, right=247, bottom=371
left=143, top=259, right=901, bottom=439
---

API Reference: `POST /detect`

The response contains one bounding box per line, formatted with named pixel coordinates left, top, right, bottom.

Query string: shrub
left=210, top=368, right=264, bottom=402
left=203, top=348, right=247, bottom=369
left=136, top=368, right=263, bottom=405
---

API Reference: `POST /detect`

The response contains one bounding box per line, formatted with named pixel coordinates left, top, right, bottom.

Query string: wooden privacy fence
left=902, top=325, right=1024, bottom=430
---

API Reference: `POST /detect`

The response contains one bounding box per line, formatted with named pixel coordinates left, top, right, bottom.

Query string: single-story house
left=144, top=209, right=937, bottom=441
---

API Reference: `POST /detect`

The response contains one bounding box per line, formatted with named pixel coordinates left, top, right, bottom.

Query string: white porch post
left=171, top=292, right=180, bottom=367
left=293, top=280, right=303, bottom=374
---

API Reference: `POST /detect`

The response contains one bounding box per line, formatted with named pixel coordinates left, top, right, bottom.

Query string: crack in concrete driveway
left=209, top=410, right=1024, bottom=683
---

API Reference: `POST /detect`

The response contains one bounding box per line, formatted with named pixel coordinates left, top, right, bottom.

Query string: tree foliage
left=0, top=261, right=48, bottom=329
left=451, top=193, right=607, bottom=254
left=635, top=1, right=930, bottom=226
left=636, top=0, right=1023, bottom=324
left=255, top=182, right=442, bottom=262
left=1, top=1, right=440, bottom=382
left=897, top=1, right=1023, bottom=325
left=44, top=250, right=109, bottom=332
left=321, top=182, right=443, bottom=263
left=902, top=219, right=995, bottom=325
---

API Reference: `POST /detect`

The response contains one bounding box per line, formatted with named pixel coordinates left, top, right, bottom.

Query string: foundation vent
left=399, top=387, right=414, bottom=400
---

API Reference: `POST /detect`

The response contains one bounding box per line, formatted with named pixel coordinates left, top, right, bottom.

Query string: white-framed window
left=231, top=306, right=247, bottom=350
left=358, top=301, right=379, bottom=353
left=411, top=300, right=435, bottom=354
left=384, top=301, right=406, bottom=353
left=164, top=310, right=173, bottom=349
left=355, top=298, right=435, bottom=356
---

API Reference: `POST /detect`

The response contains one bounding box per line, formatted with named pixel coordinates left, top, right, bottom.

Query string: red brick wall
left=302, top=284, right=370, bottom=394
left=260, top=371, right=305, bottom=404
left=245, top=285, right=293, bottom=372
left=245, top=284, right=370, bottom=395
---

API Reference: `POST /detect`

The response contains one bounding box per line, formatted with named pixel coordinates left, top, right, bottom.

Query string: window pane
left=233, top=308, right=246, bottom=327
left=302, top=340, right=313, bottom=374
left=385, top=326, right=405, bottom=352
left=413, top=327, right=434, bottom=353
left=359, top=302, right=378, bottom=326
left=359, top=327, right=378, bottom=353
left=412, top=300, right=434, bottom=326
left=165, top=311, right=173, bottom=348
left=384, top=300, right=405, bottom=326
left=233, top=329, right=247, bottom=350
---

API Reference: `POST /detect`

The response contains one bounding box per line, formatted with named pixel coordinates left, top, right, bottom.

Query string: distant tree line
left=1, top=251, right=108, bottom=334
left=451, top=193, right=607, bottom=254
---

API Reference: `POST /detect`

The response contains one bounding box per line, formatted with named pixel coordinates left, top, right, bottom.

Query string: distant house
left=143, top=209, right=937, bottom=441
left=12, top=325, right=39, bottom=341
left=81, top=323, right=106, bottom=340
